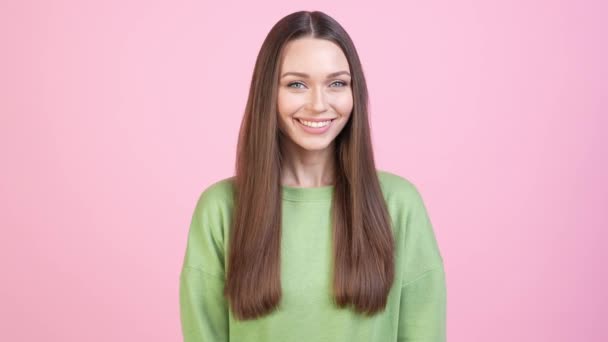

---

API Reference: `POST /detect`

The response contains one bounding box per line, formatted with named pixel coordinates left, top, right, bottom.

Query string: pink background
left=1, top=1, right=606, bottom=341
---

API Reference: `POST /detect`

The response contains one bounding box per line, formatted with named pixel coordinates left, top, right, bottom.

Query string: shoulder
left=188, top=176, right=236, bottom=246
left=193, top=175, right=236, bottom=214
left=376, top=169, right=425, bottom=207
left=198, top=176, right=236, bottom=204
left=376, top=170, right=444, bottom=281
left=183, top=177, right=235, bottom=277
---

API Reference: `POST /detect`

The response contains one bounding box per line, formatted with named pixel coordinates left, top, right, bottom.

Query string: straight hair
left=224, top=10, right=395, bottom=320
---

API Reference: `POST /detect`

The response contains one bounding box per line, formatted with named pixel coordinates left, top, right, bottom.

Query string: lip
left=295, top=117, right=334, bottom=134
left=295, top=117, right=337, bottom=122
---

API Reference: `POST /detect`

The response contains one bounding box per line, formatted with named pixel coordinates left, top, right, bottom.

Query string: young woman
left=180, top=10, right=446, bottom=342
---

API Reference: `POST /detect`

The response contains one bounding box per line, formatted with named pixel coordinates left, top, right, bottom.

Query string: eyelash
left=287, top=80, right=348, bottom=89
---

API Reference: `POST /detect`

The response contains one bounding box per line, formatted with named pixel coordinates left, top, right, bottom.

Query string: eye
left=287, top=80, right=349, bottom=89
left=287, top=81, right=305, bottom=89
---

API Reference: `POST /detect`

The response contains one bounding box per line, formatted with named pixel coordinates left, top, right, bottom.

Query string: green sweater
left=179, top=170, right=446, bottom=341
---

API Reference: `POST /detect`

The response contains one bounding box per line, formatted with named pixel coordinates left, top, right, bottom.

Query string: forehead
left=279, top=38, right=349, bottom=74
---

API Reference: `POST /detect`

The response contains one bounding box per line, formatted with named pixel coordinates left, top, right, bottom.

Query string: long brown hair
left=224, top=10, right=395, bottom=320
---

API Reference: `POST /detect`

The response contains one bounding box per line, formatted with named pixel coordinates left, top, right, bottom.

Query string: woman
left=180, top=10, right=446, bottom=342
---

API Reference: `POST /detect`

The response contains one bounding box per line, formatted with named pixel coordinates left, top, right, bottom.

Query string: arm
left=180, top=266, right=228, bottom=341
left=398, top=264, right=447, bottom=342
left=397, top=183, right=447, bottom=341
left=179, top=185, right=230, bottom=341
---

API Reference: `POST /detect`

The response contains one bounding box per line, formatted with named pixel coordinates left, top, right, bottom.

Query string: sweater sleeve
left=398, top=265, right=446, bottom=341
left=180, top=267, right=229, bottom=341
left=179, top=185, right=230, bottom=341
left=397, top=183, right=446, bottom=341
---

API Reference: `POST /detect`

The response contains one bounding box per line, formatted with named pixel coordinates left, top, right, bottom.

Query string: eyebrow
left=280, top=71, right=351, bottom=79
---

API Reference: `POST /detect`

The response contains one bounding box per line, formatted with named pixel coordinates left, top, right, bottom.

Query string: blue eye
left=287, top=81, right=348, bottom=89
left=287, top=82, right=305, bottom=89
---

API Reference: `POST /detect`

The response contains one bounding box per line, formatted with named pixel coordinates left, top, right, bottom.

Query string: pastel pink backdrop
left=1, top=1, right=606, bottom=341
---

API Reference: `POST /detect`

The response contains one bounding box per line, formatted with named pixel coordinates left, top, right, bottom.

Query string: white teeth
left=298, top=119, right=332, bottom=128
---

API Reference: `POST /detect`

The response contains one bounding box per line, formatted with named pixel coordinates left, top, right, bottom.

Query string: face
left=277, top=37, right=353, bottom=152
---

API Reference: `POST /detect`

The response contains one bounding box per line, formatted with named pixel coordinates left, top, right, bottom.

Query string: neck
left=280, top=139, right=336, bottom=188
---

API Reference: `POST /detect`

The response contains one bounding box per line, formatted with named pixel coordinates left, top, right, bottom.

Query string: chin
left=295, top=139, right=334, bottom=152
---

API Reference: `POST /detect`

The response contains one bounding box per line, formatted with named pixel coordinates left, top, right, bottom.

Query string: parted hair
left=224, top=10, right=395, bottom=320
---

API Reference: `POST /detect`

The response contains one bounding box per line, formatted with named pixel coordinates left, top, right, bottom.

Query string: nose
left=307, top=86, right=328, bottom=113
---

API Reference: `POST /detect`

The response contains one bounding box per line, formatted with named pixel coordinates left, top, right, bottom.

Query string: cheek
left=277, top=90, right=303, bottom=115
left=332, top=92, right=354, bottom=116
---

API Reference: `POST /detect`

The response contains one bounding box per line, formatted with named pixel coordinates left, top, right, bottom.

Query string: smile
left=297, top=118, right=333, bottom=127
left=295, top=118, right=335, bottom=134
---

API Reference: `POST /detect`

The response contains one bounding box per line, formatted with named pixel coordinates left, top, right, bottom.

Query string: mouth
left=295, top=117, right=336, bottom=125
left=295, top=118, right=336, bottom=134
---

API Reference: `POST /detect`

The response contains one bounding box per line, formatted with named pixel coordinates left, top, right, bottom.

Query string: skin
left=277, top=37, right=354, bottom=187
